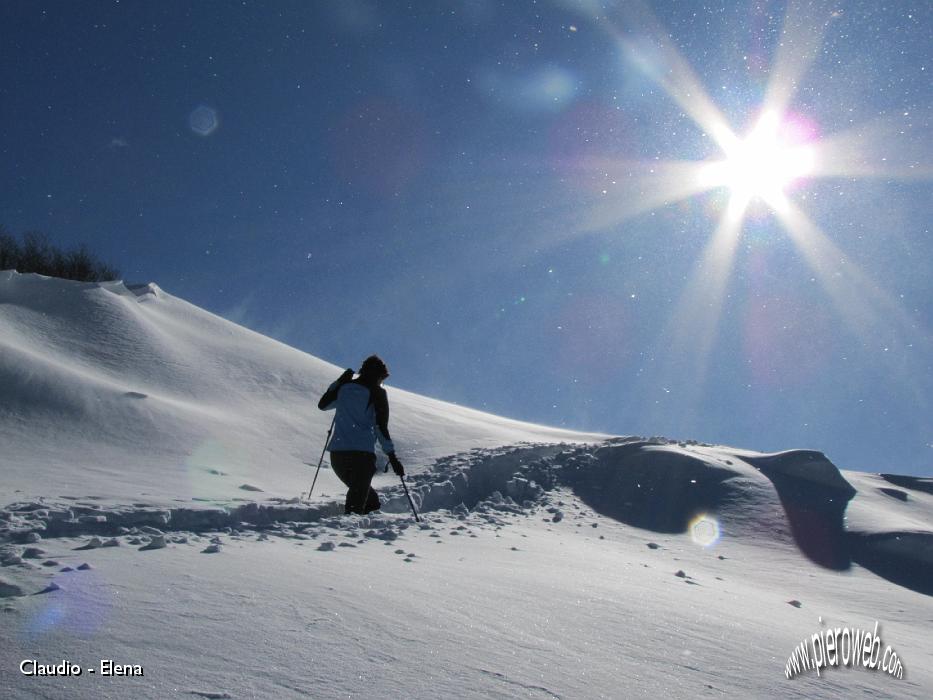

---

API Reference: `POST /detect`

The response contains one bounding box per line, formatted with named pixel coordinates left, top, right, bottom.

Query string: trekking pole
left=305, top=414, right=336, bottom=502
left=400, top=474, right=421, bottom=522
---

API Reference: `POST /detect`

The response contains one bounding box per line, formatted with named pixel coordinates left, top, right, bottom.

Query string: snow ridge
left=4, top=438, right=931, bottom=598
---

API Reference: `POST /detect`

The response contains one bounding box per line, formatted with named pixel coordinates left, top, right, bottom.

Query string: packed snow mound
left=0, top=271, right=606, bottom=503
left=4, top=438, right=931, bottom=596
left=381, top=439, right=932, bottom=596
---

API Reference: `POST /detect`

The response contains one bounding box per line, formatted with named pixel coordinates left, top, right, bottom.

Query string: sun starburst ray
left=809, top=116, right=933, bottom=180
left=609, top=1, right=738, bottom=151
left=579, top=159, right=714, bottom=233
left=774, top=200, right=931, bottom=344
left=762, top=0, right=832, bottom=117
left=645, top=197, right=748, bottom=428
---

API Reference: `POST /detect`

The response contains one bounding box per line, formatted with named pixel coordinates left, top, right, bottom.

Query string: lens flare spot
left=189, top=105, right=219, bottom=136
left=25, top=569, right=112, bottom=639
left=480, top=66, right=578, bottom=113
left=688, top=513, right=721, bottom=548
left=531, top=66, right=577, bottom=105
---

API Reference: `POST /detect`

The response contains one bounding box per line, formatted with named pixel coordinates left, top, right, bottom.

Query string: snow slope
left=1, top=273, right=931, bottom=699
left=0, top=271, right=605, bottom=504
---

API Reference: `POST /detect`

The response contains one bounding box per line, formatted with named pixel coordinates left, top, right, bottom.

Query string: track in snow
left=2, top=438, right=931, bottom=599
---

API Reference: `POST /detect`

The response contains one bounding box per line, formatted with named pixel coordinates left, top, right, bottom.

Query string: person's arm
left=373, top=388, right=404, bottom=475
left=318, top=368, right=354, bottom=410
left=372, top=387, right=394, bottom=450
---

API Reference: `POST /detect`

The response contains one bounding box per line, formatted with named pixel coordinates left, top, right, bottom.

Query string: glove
left=388, top=453, right=405, bottom=476
left=337, top=368, right=354, bottom=384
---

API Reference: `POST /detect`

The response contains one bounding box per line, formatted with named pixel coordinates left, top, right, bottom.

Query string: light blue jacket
left=319, top=380, right=395, bottom=455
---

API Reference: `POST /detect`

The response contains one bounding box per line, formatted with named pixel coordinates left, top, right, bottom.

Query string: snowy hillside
left=0, top=271, right=605, bottom=503
left=1, top=272, right=931, bottom=699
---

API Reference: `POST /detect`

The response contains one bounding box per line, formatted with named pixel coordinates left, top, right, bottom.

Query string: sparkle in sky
left=1, top=1, right=930, bottom=474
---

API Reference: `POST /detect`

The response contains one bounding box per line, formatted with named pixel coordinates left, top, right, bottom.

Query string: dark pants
left=330, top=451, right=381, bottom=515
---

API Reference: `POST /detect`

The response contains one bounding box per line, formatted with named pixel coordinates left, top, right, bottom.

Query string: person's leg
left=351, top=453, right=379, bottom=514
left=332, top=452, right=378, bottom=514
left=330, top=452, right=363, bottom=514
left=363, top=486, right=381, bottom=514
left=329, top=452, right=353, bottom=488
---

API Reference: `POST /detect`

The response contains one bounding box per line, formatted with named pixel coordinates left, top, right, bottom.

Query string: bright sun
left=700, top=111, right=816, bottom=204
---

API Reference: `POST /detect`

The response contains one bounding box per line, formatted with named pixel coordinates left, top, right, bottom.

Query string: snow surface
left=1, top=272, right=931, bottom=699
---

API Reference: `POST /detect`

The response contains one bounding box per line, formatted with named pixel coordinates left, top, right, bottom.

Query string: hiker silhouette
left=318, top=355, right=404, bottom=515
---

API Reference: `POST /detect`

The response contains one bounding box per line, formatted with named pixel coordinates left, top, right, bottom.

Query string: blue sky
left=2, top=1, right=930, bottom=475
